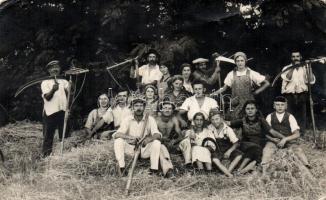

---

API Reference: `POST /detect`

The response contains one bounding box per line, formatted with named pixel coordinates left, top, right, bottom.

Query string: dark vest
left=242, top=117, right=265, bottom=146
left=270, top=112, right=291, bottom=136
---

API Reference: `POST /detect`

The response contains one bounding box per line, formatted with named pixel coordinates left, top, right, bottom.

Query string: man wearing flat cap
left=192, top=56, right=221, bottom=92
left=113, top=96, right=174, bottom=178
left=130, top=49, right=163, bottom=89
left=41, top=60, right=69, bottom=157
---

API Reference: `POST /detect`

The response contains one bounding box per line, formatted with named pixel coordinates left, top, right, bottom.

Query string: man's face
left=210, top=114, right=223, bottom=128
left=133, top=102, right=145, bottom=116
left=98, top=95, right=109, bottom=108
left=193, top=84, right=205, bottom=96
left=172, top=79, right=183, bottom=91
left=48, top=65, right=61, bottom=76
left=291, top=52, right=302, bottom=64
left=274, top=102, right=287, bottom=114
left=159, top=65, right=169, bottom=75
left=182, top=66, right=191, bottom=78
left=245, top=103, right=257, bottom=117
left=161, top=104, right=173, bottom=117
left=193, top=115, right=204, bottom=128
left=116, top=91, right=128, bottom=104
left=145, top=88, right=155, bottom=99
left=197, top=62, right=207, bottom=70
left=235, top=56, right=246, bottom=69
left=148, top=53, right=157, bottom=65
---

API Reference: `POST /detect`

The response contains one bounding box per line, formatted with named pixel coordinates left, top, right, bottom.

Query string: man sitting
left=261, top=96, right=311, bottom=175
left=113, top=96, right=174, bottom=177
left=155, top=101, right=183, bottom=152
left=178, top=80, right=218, bottom=126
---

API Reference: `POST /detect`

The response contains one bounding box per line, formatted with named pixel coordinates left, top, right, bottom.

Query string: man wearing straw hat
left=113, top=96, right=174, bottom=178
left=41, top=60, right=69, bottom=157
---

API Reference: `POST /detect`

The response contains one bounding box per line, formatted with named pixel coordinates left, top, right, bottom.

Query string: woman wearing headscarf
left=214, top=52, right=270, bottom=120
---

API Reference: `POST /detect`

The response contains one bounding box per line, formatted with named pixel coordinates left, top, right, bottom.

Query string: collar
left=244, top=115, right=259, bottom=123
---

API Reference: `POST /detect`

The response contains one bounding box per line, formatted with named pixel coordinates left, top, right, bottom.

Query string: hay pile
left=1, top=122, right=326, bottom=200
left=0, top=120, right=43, bottom=175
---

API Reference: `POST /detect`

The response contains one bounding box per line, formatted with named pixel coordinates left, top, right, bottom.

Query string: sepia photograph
left=0, top=0, right=326, bottom=199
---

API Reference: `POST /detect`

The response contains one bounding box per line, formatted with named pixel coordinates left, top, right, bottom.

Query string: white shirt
left=183, top=82, right=193, bottom=93
left=224, top=68, right=266, bottom=87
left=180, top=96, right=218, bottom=121
left=266, top=112, right=300, bottom=133
left=102, top=105, right=133, bottom=128
left=41, top=79, right=69, bottom=116
left=138, top=64, right=163, bottom=84
left=185, top=128, right=215, bottom=146
left=115, top=115, right=161, bottom=138
left=208, top=123, right=239, bottom=143
left=281, top=64, right=316, bottom=94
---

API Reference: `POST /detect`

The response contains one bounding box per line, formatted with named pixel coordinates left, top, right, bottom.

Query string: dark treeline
left=0, top=0, right=325, bottom=127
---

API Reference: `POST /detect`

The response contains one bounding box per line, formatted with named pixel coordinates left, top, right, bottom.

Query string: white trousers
left=179, top=138, right=192, bottom=164
left=114, top=138, right=173, bottom=174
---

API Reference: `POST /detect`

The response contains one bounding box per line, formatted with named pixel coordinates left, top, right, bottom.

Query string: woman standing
left=180, top=63, right=193, bottom=94
left=214, top=52, right=270, bottom=120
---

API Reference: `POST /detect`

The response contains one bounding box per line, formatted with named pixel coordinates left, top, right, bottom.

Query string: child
left=208, top=109, right=243, bottom=177
left=261, top=96, right=311, bottom=174
left=179, top=112, right=215, bottom=172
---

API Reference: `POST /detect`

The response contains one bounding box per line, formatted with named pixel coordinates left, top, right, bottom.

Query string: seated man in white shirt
left=113, top=97, right=174, bottom=178
left=281, top=50, right=315, bottom=132
left=130, top=49, right=163, bottom=89
left=178, top=80, right=219, bottom=126
left=89, top=88, right=132, bottom=139
left=261, top=96, right=311, bottom=175
left=41, top=60, right=69, bottom=157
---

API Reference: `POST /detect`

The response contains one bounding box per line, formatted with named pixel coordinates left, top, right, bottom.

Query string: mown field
left=0, top=121, right=326, bottom=200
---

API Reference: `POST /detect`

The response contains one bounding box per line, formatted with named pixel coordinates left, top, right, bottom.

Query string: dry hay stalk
left=47, top=140, right=118, bottom=178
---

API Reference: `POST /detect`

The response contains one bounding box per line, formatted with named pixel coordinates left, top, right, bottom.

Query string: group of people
left=40, top=48, right=320, bottom=178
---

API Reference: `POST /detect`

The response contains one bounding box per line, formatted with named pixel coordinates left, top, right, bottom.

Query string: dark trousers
left=42, top=111, right=65, bottom=157
left=284, top=92, right=308, bottom=132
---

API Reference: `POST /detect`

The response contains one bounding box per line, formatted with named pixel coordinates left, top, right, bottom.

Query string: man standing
left=113, top=97, right=174, bottom=177
left=281, top=51, right=315, bottom=132
left=192, top=56, right=221, bottom=92
left=130, top=49, right=163, bottom=88
left=41, top=60, right=69, bottom=157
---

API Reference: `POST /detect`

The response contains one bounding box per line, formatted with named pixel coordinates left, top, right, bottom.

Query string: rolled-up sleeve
left=289, top=114, right=300, bottom=133
left=148, top=116, right=162, bottom=137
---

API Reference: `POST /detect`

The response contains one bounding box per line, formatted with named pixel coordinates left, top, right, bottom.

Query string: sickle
left=272, top=57, right=326, bottom=87
left=14, top=75, right=66, bottom=98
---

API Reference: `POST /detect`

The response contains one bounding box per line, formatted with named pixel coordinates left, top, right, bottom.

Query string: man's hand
left=224, top=150, right=232, bottom=159
left=52, top=82, right=59, bottom=92
left=277, top=138, right=288, bottom=148
left=142, top=137, right=153, bottom=146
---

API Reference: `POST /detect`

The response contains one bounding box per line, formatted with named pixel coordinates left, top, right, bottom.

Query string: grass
left=1, top=121, right=326, bottom=200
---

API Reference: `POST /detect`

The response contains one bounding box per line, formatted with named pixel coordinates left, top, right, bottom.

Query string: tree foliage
left=0, top=0, right=325, bottom=125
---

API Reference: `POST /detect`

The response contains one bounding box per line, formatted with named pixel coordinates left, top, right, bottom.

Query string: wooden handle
left=125, top=149, right=140, bottom=195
